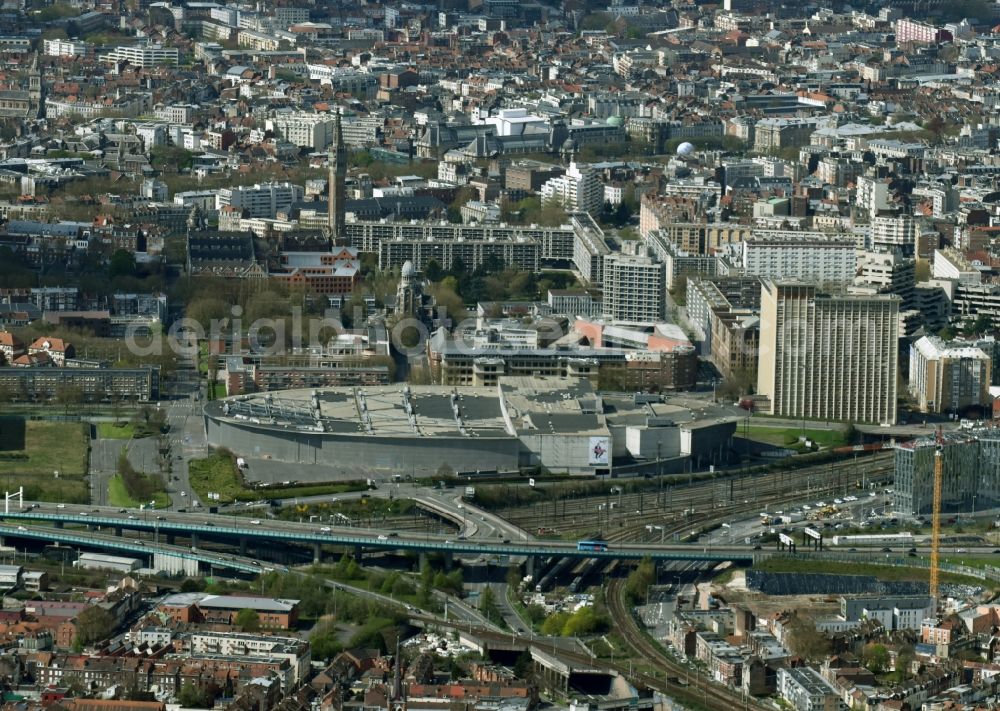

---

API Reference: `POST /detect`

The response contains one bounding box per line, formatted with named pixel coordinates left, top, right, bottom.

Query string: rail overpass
left=0, top=505, right=754, bottom=564
left=0, top=524, right=283, bottom=574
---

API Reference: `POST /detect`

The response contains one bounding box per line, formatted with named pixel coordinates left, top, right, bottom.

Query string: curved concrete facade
left=204, top=415, right=522, bottom=475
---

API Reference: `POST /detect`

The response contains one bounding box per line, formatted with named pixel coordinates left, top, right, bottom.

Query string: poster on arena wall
left=588, top=436, right=610, bottom=466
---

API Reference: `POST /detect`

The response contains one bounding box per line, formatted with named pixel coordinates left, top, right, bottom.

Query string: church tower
left=328, top=111, right=347, bottom=241
left=395, top=261, right=421, bottom=317
left=387, top=637, right=406, bottom=711
left=28, top=52, right=43, bottom=118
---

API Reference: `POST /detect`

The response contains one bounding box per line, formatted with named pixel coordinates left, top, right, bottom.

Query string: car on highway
left=180, top=491, right=187, bottom=497
left=16, top=526, right=25, bottom=531
left=881, top=547, right=892, bottom=552
left=118, top=509, right=127, bottom=513
left=834, top=499, right=843, bottom=505
left=957, top=548, right=968, bottom=553
left=752, top=545, right=762, bottom=550
left=320, top=527, right=331, bottom=533
left=250, top=519, right=261, bottom=525
left=127, top=515, right=137, bottom=520
left=56, top=504, right=65, bottom=509
left=377, top=534, right=388, bottom=541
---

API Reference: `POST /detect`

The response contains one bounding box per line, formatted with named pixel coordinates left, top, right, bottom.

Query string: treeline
left=116, top=452, right=166, bottom=503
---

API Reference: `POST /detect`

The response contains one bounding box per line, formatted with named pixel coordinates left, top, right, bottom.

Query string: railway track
left=604, top=578, right=763, bottom=710
left=499, top=454, right=893, bottom=541
left=415, top=612, right=760, bottom=711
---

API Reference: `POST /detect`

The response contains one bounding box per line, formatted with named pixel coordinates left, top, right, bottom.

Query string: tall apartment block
left=756, top=281, right=899, bottom=424
left=601, top=251, right=665, bottom=323
left=908, top=336, right=991, bottom=415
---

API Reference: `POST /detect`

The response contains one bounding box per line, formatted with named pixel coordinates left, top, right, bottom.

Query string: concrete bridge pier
left=239, top=537, right=248, bottom=555
left=114, top=527, right=122, bottom=537
left=190, top=532, right=198, bottom=548
left=354, top=545, right=363, bottom=562
left=525, top=556, right=535, bottom=577
left=53, top=520, right=63, bottom=529
left=443, top=551, right=453, bottom=570
left=166, top=534, right=175, bottom=545
left=313, top=543, right=322, bottom=564
left=419, top=552, right=428, bottom=570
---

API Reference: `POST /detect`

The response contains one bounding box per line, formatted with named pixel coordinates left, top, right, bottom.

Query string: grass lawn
left=211, top=382, right=226, bottom=400
left=108, top=475, right=171, bottom=509
left=741, top=425, right=848, bottom=449
left=97, top=422, right=134, bottom=439
left=189, top=452, right=366, bottom=503
left=757, top=557, right=986, bottom=587
left=0, top=417, right=89, bottom=502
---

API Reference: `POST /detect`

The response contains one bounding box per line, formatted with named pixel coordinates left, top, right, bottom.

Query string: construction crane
left=929, top=429, right=944, bottom=609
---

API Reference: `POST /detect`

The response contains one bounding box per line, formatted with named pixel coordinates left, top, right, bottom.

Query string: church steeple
left=328, top=111, right=346, bottom=241
left=28, top=52, right=42, bottom=118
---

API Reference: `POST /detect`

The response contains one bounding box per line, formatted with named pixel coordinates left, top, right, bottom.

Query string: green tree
left=540, top=611, right=570, bottom=635
left=235, top=608, right=261, bottom=632
left=862, top=643, right=890, bottom=674
left=513, top=649, right=532, bottom=677
left=76, top=605, right=116, bottom=645
left=479, top=585, right=502, bottom=625
left=310, top=621, right=344, bottom=661
left=177, top=683, right=214, bottom=708
left=109, top=249, right=137, bottom=279
left=525, top=604, right=547, bottom=626
left=425, top=258, right=443, bottom=283
left=622, top=557, right=655, bottom=605
left=561, top=606, right=609, bottom=636
left=784, top=614, right=832, bottom=661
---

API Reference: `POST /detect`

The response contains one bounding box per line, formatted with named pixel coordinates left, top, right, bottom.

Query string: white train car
left=830, top=532, right=914, bottom=547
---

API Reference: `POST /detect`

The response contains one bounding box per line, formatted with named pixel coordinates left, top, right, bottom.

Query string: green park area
left=757, top=557, right=986, bottom=587
left=97, top=422, right=134, bottom=439
left=742, top=425, right=849, bottom=450
left=0, top=417, right=89, bottom=502
left=188, top=451, right=366, bottom=503
left=108, top=474, right=171, bottom=509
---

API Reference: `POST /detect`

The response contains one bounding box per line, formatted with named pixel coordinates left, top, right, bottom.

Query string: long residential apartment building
left=644, top=230, right=718, bottom=289
left=429, top=332, right=696, bottom=391
left=756, top=281, right=899, bottom=424
left=741, top=231, right=857, bottom=284
left=217, top=183, right=305, bottom=219
left=378, top=237, right=540, bottom=274
left=346, top=212, right=610, bottom=285
left=0, top=366, right=160, bottom=402
left=103, top=44, right=179, bottom=67
left=265, top=113, right=338, bottom=150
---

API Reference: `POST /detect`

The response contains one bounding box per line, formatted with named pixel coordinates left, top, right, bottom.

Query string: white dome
left=401, top=260, right=416, bottom=277
left=676, top=142, right=695, bottom=156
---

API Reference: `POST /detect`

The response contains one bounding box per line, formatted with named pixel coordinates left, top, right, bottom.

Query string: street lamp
left=611, top=487, right=623, bottom=526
